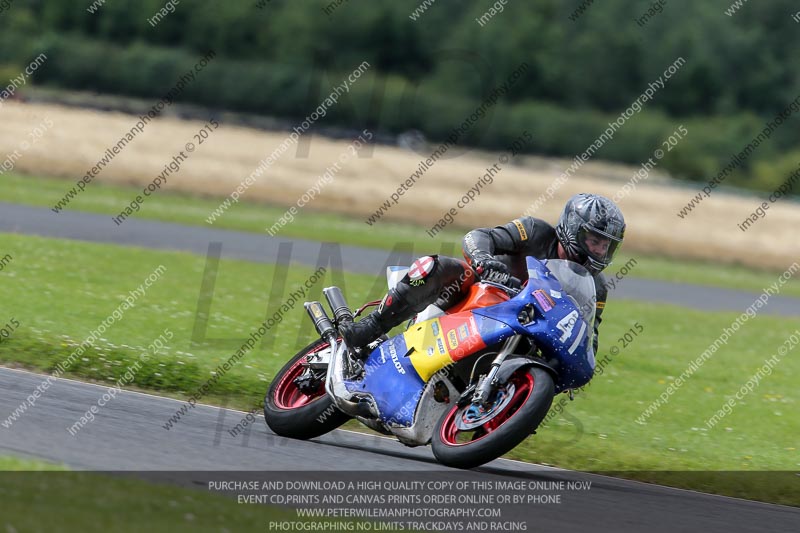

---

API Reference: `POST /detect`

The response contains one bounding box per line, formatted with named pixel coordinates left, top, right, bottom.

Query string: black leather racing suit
left=391, top=217, right=607, bottom=353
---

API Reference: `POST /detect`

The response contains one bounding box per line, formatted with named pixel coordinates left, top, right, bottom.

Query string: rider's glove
left=474, top=257, right=510, bottom=284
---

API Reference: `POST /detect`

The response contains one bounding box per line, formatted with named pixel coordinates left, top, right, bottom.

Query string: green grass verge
left=0, top=457, right=342, bottom=532
left=3, top=171, right=800, bottom=297
left=0, top=232, right=384, bottom=412
left=5, top=171, right=455, bottom=252
left=0, top=234, right=797, bottom=505
left=0, top=455, right=68, bottom=471
left=508, top=300, right=799, bottom=505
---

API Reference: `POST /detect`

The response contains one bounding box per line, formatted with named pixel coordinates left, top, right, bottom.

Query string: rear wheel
left=264, top=339, right=350, bottom=439
left=432, top=366, right=554, bottom=469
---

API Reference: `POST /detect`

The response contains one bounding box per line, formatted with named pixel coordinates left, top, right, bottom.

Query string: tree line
left=1, top=0, right=798, bottom=193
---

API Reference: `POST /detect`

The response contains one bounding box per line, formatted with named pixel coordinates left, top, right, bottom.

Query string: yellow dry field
left=2, top=101, right=797, bottom=271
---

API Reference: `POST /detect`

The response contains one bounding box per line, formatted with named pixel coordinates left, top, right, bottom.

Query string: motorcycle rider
left=340, top=193, right=625, bottom=355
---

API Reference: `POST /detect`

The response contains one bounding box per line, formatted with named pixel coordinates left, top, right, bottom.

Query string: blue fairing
left=342, top=335, right=425, bottom=426
left=342, top=257, right=596, bottom=424
left=472, top=258, right=596, bottom=392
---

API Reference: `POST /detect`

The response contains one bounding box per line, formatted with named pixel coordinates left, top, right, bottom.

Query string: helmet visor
left=577, top=225, right=622, bottom=267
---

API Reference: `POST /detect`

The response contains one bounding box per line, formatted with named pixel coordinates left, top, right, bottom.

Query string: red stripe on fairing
left=438, top=313, right=487, bottom=361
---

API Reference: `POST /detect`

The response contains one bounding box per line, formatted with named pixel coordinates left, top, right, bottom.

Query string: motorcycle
left=264, top=256, right=597, bottom=469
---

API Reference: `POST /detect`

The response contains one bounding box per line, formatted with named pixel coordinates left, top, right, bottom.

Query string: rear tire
left=432, top=366, right=554, bottom=469
left=264, top=339, right=350, bottom=440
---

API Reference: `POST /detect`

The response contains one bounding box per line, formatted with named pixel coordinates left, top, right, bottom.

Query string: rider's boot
left=339, top=289, right=414, bottom=356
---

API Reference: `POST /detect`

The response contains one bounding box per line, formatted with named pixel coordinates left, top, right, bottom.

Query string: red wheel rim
left=273, top=343, right=329, bottom=410
left=439, top=369, right=535, bottom=447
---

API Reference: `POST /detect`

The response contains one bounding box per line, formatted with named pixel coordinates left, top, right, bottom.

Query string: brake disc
left=455, top=383, right=516, bottom=430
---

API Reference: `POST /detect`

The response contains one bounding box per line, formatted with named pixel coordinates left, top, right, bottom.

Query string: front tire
left=264, top=338, right=350, bottom=440
left=432, top=366, right=554, bottom=469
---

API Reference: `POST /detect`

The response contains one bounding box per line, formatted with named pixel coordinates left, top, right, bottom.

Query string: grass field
left=0, top=232, right=382, bottom=411
left=3, top=100, right=799, bottom=504
left=2, top=100, right=800, bottom=271
left=0, top=234, right=797, bottom=505
left=3, top=171, right=800, bottom=298
left=0, top=456, right=321, bottom=532
left=0, top=455, right=67, bottom=471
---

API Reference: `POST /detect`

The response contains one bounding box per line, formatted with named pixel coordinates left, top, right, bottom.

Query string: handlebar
left=477, top=276, right=522, bottom=295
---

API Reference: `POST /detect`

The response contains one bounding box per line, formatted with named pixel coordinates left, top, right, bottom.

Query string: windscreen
left=542, top=259, right=597, bottom=331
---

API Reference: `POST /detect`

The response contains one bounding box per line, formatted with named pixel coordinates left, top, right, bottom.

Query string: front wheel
left=432, top=366, right=554, bottom=469
left=264, top=338, right=350, bottom=440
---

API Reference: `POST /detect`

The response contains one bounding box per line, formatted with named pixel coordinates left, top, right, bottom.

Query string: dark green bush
left=3, top=25, right=798, bottom=194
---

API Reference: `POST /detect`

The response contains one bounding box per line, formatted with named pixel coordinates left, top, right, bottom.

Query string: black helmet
left=555, top=193, right=625, bottom=274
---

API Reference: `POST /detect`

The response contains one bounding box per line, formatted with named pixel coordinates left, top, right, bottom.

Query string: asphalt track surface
left=1, top=202, right=799, bottom=316
left=1, top=367, right=798, bottom=532
left=2, top=202, right=799, bottom=531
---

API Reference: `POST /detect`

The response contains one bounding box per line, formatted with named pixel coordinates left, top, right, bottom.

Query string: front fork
left=469, top=334, right=523, bottom=407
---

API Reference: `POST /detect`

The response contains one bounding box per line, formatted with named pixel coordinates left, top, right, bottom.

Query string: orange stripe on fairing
left=446, top=284, right=508, bottom=314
